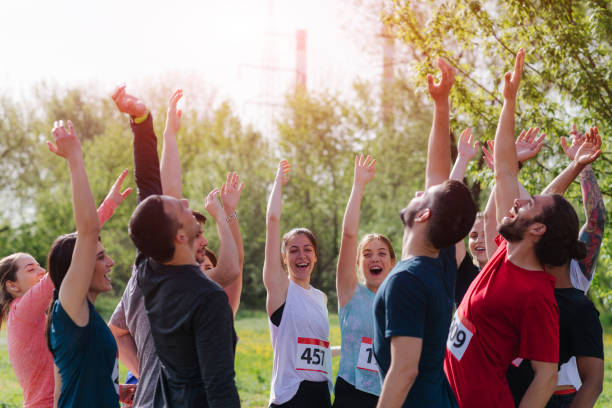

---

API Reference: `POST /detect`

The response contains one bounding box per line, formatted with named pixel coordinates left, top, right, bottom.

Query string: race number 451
left=446, top=311, right=474, bottom=361
left=296, top=337, right=330, bottom=375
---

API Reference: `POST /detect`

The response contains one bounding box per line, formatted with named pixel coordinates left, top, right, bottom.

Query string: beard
left=498, top=216, right=534, bottom=242
left=195, top=246, right=206, bottom=264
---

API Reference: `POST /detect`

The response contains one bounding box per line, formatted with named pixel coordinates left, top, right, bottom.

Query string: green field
left=1, top=307, right=610, bottom=407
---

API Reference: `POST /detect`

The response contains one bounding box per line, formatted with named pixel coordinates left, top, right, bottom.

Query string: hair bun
left=571, top=241, right=587, bottom=260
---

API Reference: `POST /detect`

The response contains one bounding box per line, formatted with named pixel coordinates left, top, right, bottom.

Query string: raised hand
left=482, top=140, right=495, bottom=171
left=48, top=120, right=82, bottom=160
left=353, top=154, right=376, bottom=187
left=515, top=127, right=546, bottom=162
left=221, top=172, right=245, bottom=215
left=502, top=48, right=524, bottom=101
left=111, top=84, right=147, bottom=118
left=275, top=160, right=291, bottom=186
left=204, top=188, right=224, bottom=220
left=561, top=124, right=587, bottom=160
left=105, top=169, right=133, bottom=206
left=574, top=127, right=602, bottom=166
left=457, top=128, right=479, bottom=161
left=427, top=58, right=455, bottom=103
left=165, top=89, right=183, bottom=135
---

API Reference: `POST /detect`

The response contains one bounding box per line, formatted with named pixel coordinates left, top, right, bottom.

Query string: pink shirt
left=7, top=274, right=55, bottom=408
left=6, top=199, right=116, bottom=407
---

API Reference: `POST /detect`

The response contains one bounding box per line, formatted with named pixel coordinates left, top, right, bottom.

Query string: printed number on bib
left=296, top=337, right=330, bottom=374
left=446, top=311, right=474, bottom=361
left=356, top=337, right=378, bottom=373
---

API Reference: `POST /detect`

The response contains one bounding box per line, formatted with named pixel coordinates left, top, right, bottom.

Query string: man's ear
left=414, top=208, right=431, bottom=223
left=175, top=228, right=188, bottom=244
left=528, top=222, right=547, bottom=237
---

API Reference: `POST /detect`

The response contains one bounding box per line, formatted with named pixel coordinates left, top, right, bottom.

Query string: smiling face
left=5, top=254, right=46, bottom=298
left=193, top=223, right=209, bottom=264
left=89, top=241, right=115, bottom=295
left=358, top=238, right=395, bottom=291
left=162, top=196, right=200, bottom=249
left=498, top=195, right=553, bottom=243
left=468, top=216, right=487, bottom=267
left=282, top=233, right=318, bottom=285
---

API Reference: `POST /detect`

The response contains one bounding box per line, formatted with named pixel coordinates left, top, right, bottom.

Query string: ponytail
left=44, top=233, right=78, bottom=356
left=570, top=241, right=587, bottom=261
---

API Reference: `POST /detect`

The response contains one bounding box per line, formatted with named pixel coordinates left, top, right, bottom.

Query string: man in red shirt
left=444, top=49, right=586, bottom=408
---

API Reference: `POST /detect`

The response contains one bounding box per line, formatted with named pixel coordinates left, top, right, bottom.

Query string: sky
left=1, top=0, right=386, bottom=133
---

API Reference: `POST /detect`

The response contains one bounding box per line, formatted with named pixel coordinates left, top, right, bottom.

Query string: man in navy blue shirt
left=373, top=58, right=477, bottom=407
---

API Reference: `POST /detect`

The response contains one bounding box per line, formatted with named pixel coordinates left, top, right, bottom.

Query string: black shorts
left=332, top=376, right=378, bottom=408
left=270, top=380, right=331, bottom=408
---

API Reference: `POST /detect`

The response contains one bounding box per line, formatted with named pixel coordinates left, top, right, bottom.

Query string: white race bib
left=447, top=311, right=474, bottom=361
left=356, top=337, right=378, bottom=373
left=296, top=337, right=331, bottom=376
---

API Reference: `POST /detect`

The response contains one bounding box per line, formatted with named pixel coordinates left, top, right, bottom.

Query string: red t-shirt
left=444, top=236, right=559, bottom=408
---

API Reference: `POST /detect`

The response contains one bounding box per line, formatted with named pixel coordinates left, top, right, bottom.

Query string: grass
left=0, top=301, right=610, bottom=407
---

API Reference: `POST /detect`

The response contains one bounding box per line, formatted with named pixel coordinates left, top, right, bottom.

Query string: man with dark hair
left=373, top=58, right=477, bottom=408
left=443, top=49, right=584, bottom=408
left=107, top=86, right=240, bottom=408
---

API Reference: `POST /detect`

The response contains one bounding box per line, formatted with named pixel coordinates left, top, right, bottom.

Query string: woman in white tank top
left=263, top=160, right=332, bottom=408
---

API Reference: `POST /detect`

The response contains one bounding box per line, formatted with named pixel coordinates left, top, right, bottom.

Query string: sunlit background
left=2, top=0, right=389, bottom=134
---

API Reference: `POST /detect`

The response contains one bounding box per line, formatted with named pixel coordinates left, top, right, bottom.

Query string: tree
left=382, top=0, right=612, bottom=307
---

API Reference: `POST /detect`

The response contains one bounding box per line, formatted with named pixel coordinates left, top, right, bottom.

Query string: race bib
left=356, top=337, right=378, bottom=373
left=447, top=311, right=474, bottom=361
left=296, top=337, right=331, bottom=375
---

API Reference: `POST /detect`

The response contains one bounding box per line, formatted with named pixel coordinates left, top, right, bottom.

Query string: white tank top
left=268, top=280, right=332, bottom=405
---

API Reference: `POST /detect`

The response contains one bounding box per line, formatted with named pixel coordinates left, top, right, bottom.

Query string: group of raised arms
left=0, top=48, right=605, bottom=408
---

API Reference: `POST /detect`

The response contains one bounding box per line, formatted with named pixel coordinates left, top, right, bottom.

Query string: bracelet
left=226, top=211, right=238, bottom=223
left=132, top=110, right=150, bottom=124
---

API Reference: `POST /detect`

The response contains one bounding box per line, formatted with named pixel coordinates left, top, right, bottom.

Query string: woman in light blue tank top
left=334, top=155, right=397, bottom=407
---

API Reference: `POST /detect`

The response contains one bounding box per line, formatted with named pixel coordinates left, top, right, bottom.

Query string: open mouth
left=104, top=272, right=112, bottom=283
left=295, top=262, right=310, bottom=270
left=370, top=266, right=383, bottom=276
left=473, top=245, right=486, bottom=253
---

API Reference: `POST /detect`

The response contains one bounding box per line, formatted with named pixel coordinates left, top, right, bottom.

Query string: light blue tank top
left=336, top=283, right=381, bottom=396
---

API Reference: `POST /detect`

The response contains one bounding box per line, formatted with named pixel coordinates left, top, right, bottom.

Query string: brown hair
left=280, top=228, right=319, bottom=270
left=44, top=233, right=78, bottom=355
left=129, top=195, right=180, bottom=263
left=204, top=248, right=217, bottom=267
left=0, top=253, right=29, bottom=329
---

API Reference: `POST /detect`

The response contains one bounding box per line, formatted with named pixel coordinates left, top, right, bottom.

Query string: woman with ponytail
left=1, top=168, right=130, bottom=407
left=44, top=120, right=126, bottom=408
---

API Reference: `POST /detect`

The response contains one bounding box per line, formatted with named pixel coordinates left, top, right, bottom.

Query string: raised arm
left=203, top=189, right=239, bottom=289
left=337, top=154, right=376, bottom=308
left=494, top=49, right=524, bottom=223
left=425, top=58, right=455, bottom=189
left=160, top=89, right=183, bottom=199
left=578, top=163, right=605, bottom=281
left=97, top=169, right=132, bottom=226
left=450, top=128, right=478, bottom=265
left=112, top=84, right=162, bottom=203
left=542, top=127, right=600, bottom=196
left=263, top=160, right=291, bottom=316
left=218, top=172, right=245, bottom=316
left=48, top=121, right=100, bottom=326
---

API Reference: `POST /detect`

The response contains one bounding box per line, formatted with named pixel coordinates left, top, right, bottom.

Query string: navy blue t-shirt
left=373, top=246, right=458, bottom=408
left=50, top=300, right=119, bottom=408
